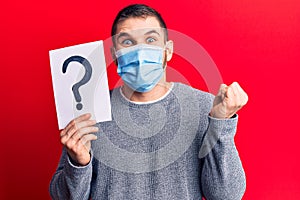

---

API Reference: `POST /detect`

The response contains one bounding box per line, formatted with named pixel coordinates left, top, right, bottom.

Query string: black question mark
left=62, top=55, right=92, bottom=110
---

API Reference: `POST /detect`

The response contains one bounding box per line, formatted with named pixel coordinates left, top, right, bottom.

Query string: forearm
left=200, top=115, right=246, bottom=200
left=49, top=148, right=93, bottom=200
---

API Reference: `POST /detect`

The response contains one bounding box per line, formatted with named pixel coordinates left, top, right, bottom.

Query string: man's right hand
left=60, top=113, right=99, bottom=166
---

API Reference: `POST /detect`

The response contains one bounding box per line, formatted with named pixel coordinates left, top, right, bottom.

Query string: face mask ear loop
left=162, top=50, right=167, bottom=70
left=162, top=44, right=168, bottom=70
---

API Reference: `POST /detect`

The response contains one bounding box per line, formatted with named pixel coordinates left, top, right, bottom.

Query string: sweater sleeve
left=199, top=115, right=246, bottom=200
left=49, top=148, right=93, bottom=200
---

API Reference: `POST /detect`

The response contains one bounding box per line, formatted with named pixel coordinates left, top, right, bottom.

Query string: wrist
left=68, top=152, right=91, bottom=167
left=209, top=109, right=236, bottom=119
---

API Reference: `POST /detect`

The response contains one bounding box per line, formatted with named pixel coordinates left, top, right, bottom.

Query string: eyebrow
left=116, top=32, right=131, bottom=41
left=144, top=30, right=161, bottom=37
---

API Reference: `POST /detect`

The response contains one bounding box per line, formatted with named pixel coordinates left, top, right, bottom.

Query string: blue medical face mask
left=116, top=44, right=165, bottom=93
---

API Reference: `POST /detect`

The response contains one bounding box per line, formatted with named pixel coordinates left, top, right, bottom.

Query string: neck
left=122, top=80, right=172, bottom=103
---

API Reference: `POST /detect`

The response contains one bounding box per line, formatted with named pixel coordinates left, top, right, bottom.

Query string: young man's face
left=114, top=16, right=166, bottom=51
left=113, top=16, right=173, bottom=63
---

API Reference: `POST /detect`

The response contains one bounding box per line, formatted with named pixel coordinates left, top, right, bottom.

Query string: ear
left=165, top=40, right=174, bottom=62
left=110, top=46, right=118, bottom=66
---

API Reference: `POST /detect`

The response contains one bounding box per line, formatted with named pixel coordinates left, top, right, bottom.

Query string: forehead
left=115, top=16, right=162, bottom=35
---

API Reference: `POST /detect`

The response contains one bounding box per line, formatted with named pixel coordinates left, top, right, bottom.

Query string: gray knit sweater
left=49, top=82, right=246, bottom=200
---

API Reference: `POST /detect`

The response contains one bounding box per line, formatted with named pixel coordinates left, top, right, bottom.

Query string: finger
left=231, top=81, right=240, bottom=88
left=235, top=83, right=249, bottom=105
left=79, top=134, right=98, bottom=146
left=61, top=123, right=98, bottom=144
left=64, top=135, right=77, bottom=149
left=64, top=113, right=92, bottom=134
left=231, top=85, right=238, bottom=97
left=217, top=83, right=227, bottom=98
left=231, top=82, right=248, bottom=106
left=67, top=119, right=97, bottom=137
left=77, top=119, right=97, bottom=129
left=218, top=84, right=227, bottom=94
left=228, top=82, right=240, bottom=96
left=71, top=126, right=99, bottom=141
left=72, top=134, right=98, bottom=158
left=61, top=114, right=93, bottom=139
left=231, top=82, right=245, bottom=96
left=225, top=86, right=236, bottom=102
left=60, top=129, right=67, bottom=138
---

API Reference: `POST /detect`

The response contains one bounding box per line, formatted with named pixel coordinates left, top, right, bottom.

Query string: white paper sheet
left=49, top=41, right=111, bottom=129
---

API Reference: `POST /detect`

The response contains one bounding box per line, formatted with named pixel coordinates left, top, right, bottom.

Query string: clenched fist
left=210, top=82, right=248, bottom=119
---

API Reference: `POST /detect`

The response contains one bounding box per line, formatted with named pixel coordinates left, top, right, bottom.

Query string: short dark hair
left=111, top=4, right=168, bottom=43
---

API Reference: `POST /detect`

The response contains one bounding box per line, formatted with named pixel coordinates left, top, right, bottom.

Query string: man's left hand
left=210, top=82, right=248, bottom=119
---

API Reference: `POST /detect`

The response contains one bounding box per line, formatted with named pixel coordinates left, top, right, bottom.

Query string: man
left=50, top=4, right=248, bottom=200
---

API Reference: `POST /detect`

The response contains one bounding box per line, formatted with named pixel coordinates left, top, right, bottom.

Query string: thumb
left=216, top=83, right=228, bottom=99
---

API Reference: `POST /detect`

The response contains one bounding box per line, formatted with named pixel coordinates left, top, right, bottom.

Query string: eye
left=121, top=39, right=134, bottom=46
left=146, top=37, right=156, bottom=43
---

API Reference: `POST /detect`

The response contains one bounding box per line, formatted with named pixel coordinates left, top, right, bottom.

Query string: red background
left=1, top=0, right=300, bottom=199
